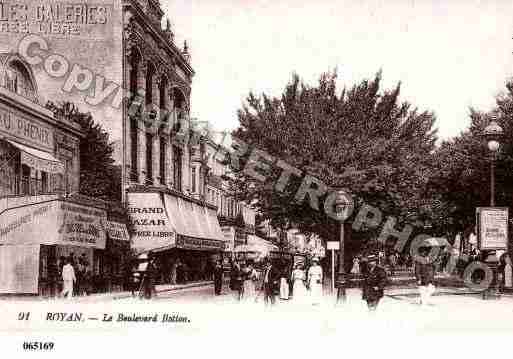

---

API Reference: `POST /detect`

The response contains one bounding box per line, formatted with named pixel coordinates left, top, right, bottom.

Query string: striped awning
left=5, top=139, right=64, bottom=174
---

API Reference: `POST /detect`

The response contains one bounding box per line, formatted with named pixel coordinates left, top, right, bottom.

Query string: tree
left=429, top=80, right=513, bottom=236
left=230, top=70, right=439, bottom=260
left=45, top=101, right=121, bottom=202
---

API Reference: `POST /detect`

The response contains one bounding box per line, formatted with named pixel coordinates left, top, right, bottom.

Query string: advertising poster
left=477, top=207, right=509, bottom=250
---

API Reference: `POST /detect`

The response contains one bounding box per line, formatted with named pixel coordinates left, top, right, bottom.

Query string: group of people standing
left=60, top=253, right=92, bottom=299
left=222, top=257, right=326, bottom=306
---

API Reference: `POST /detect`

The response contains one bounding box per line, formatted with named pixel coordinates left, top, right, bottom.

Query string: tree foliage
left=46, top=101, right=121, bottom=202
left=429, top=80, right=513, bottom=235
left=231, top=70, right=439, bottom=251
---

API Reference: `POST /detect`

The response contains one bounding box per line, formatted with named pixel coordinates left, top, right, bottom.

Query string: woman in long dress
left=279, top=264, right=290, bottom=300
left=308, top=258, right=323, bottom=305
left=291, top=263, right=308, bottom=303
left=242, top=262, right=258, bottom=301
left=350, top=257, right=360, bottom=275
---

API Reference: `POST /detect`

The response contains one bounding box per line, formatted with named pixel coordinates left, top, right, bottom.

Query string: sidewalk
left=68, top=280, right=217, bottom=302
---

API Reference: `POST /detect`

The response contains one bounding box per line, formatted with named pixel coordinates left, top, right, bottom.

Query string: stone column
left=124, top=61, right=132, bottom=184
left=166, top=138, right=174, bottom=188
left=137, top=123, right=146, bottom=185
left=152, top=134, right=160, bottom=185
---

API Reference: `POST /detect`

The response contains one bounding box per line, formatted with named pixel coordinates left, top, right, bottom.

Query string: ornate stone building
left=122, top=0, right=193, bottom=191
left=122, top=0, right=227, bottom=282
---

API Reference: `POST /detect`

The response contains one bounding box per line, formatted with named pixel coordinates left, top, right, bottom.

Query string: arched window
left=159, top=75, right=168, bottom=111
left=5, top=60, right=35, bottom=100
left=128, top=50, right=141, bottom=97
left=145, top=62, right=156, bottom=105
left=128, top=50, right=141, bottom=181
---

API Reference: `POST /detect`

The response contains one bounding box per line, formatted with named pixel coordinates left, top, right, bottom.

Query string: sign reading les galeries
left=0, top=2, right=111, bottom=35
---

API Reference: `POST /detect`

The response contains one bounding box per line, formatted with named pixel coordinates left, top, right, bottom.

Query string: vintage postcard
left=0, top=0, right=513, bottom=356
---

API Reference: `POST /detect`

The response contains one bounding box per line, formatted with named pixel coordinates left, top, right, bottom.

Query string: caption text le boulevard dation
left=17, top=311, right=190, bottom=323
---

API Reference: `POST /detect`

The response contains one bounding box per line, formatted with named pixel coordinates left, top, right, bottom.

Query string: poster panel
left=0, top=244, right=40, bottom=294
left=57, top=201, right=107, bottom=249
left=477, top=207, right=509, bottom=250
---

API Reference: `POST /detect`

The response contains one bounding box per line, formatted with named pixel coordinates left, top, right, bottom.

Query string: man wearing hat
left=262, top=258, right=280, bottom=305
left=362, top=254, right=387, bottom=311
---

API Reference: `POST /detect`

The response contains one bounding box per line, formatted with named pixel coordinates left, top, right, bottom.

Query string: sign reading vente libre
left=0, top=105, right=54, bottom=151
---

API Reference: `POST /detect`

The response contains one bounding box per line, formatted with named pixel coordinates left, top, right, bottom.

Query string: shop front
left=128, top=190, right=227, bottom=285
left=233, top=234, right=279, bottom=262
left=0, top=198, right=107, bottom=295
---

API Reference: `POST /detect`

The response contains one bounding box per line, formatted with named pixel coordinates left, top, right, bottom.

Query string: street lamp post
left=481, top=117, right=504, bottom=299
left=483, top=118, right=503, bottom=207
left=334, top=189, right=352, bottom=303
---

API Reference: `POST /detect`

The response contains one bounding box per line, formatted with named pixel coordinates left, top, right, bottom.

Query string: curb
left=82, top=281, right=216, bottom=301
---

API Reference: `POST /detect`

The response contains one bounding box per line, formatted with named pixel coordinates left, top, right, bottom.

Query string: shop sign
left=106, top=221, right=129, bottom=241
left=58, top=202, right=107, bottom=249
left=0, top=105, right=54, bottom=151
left=127, top=192, right=176, bottom=251
left=221, top=226, right=234, bottom=252
left=176, top=235, right=225, bottom=251
left=477, top=207, right=509, bottom=250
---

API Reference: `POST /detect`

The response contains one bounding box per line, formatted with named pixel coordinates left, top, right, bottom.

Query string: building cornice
left=123, top=0, right=195, bottom=79
left=0, top=88, right=84, bottom=139
left=128, top=184, right=217, bottom=210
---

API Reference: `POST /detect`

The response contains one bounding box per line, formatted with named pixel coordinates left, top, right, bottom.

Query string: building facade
left=123, top=0, right=227, bottom=284
left=0, top=54, right=131, bottom=296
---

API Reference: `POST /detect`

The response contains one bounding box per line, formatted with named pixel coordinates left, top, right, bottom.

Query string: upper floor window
left=146, top=63, right=155, bottom=105
left=5, top=60, right=36, bottom=100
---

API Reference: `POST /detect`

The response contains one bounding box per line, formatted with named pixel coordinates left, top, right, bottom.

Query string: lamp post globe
left=482, top=118, right=503, bottom=207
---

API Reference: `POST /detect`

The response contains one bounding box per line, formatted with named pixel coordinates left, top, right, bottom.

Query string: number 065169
left=23, top=342, right=54, bottom=351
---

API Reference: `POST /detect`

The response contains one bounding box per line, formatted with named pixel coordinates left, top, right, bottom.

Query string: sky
left=160, top=0, right=513, bottom=141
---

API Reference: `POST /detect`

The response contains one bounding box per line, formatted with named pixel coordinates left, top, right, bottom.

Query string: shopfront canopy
left=128, top=192, right=227, bottom=253
left=0, top=199, right=107, bottom=249
left=5, top=139, right=64, bottom=174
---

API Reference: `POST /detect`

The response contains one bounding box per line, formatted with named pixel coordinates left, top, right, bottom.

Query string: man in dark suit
left=362, top=254, right=387, bottom=311
left=213, top=260, right=223, bottom=295
left=262, top=259, right=280, bottom=306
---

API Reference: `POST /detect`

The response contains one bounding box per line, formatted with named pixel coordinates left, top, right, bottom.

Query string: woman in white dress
left=308, top=258, right=323, bottom=305
left=242, top=262, right=258, bottom=301
left=291, top=263, right=308, bottom=303
left=350, top=257, right=361, bottom=275
left=279, top=264, right=290, bottom=300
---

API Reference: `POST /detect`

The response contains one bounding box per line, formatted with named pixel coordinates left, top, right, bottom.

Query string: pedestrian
left=362, top=254, right=387, bottom=311
left=170, top=259, right=178, bottom=285
left=61, top=258, right=76, bottom=299
left=414, top=247, right=436, bottom=305
left=350, top=257, right=361, bottom=275
left=131, top=270, right=141, bottom=297
left=230, top=261, right=243, bottom=301
left=143, top=257, right=156, bottom=299
left=213, top=260, right=224, bottom=295
left=388, top=252, right=397, bottom=277
left=47, top=257, right=58, bottom=298
left=279, top=261, right=290, bottom=300
left=242, top=260, right=258, bottom=301
left=291, top=263, right=308, bottom=304
left=262, top=259, right=280, bottom=306
left=307, top=258, right=323, bottom=305
left=499, top=253, right=513, bottom=292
